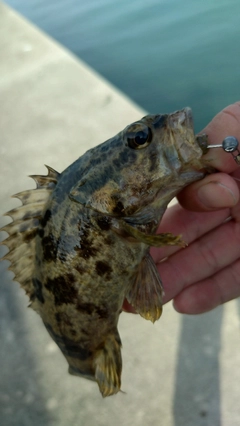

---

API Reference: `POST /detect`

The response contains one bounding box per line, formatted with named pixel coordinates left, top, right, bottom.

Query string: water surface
left=5, top=0, right=240, bottom=130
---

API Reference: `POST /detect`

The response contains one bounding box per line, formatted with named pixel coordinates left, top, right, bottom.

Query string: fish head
left=70, top=107, right=208, bottom=222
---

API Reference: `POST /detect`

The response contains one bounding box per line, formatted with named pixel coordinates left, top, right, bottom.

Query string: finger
left=201, top=101, right=240, bottom=173
left=122, top=298, right=136, bottom=314
left=231, top=201, right=240, bottom=222
left=177, top=102, right=240, bottom=212
left=157, top=219, right=240, bottom=304
left=173, top=258, right=240, bottom=314
left=177, top=172, right=239, bottom=211
left=150, top=202, right=230, bottom=263
left=230, top=169, right=240, bottom=221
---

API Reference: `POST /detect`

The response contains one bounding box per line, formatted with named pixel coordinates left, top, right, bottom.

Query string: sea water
left=5, top=0, right=240, bottom=130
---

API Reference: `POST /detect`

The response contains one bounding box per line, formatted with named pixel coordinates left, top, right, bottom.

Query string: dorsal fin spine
left=0, top=165, right=60, bottom=297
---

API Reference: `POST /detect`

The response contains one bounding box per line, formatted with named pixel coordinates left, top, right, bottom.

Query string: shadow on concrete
left=173, top=308, right=223, bottom=426
left=0, top=260, right=53, bottom=426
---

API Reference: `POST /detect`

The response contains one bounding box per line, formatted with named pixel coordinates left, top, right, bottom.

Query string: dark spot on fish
left=22, top=209, right=42, bottom=221
left=45, top=273, right=77, bottom=306
left=55, top=312, right=61, bottom=324
left=104, top=235, right=113, bottom=245
left=96, top=216, right=111, bottom=231
left=55, top=312, right=73, bottom=327
left=63, top=343, right=91, bottom=361
left=77, top=301, right=109, bottom=319
left=78, top=243, right=97, bottom=259
left=19, top=218, right=39, bottom=233
left=95, top=305, right=109, bottom=319
left=128, top=150, right=137, bottom=162
left=76, top=302, right=95, bottom=315
left=44, top=322, right=92, bottom=360
left=75, top=232, right=98, bottom=259
left=112, top=200, right=124, bottom=215
left=95, top=261, right=112, bottom=280
left=32, top=277, right=45, bottom=303
left=77, top=220, right=82, bottom=232
left=23, top=228, right=37, bottom=243
left=118, top=150, right=128, bottom=164
left=100, top=144, right=109, bottom=153
left=80, top=327, right=90, bottom=336
left=40, top=209, right=52, bottom=228
left=89, top=158, right=101, bottom=168
left=106, top=165, right=114, bottom=176
left=42, top=233, right=58, bottom=262
left=149, top=152, right=158, bottom=172
left=113, top=158, right=121, bottom=168
left=70, top=215, right=78, bottom=226
left=152, top=114, right=167, bottom=129
left=37, top=228, right=44, bottom=238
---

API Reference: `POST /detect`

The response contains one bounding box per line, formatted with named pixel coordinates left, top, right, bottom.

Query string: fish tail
left=0, top=166, right=60, bottom=297
left=94, top=332, right=122, bottom=397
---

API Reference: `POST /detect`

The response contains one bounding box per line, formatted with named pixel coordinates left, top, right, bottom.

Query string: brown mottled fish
left=1, top=108, right=209, bottom=397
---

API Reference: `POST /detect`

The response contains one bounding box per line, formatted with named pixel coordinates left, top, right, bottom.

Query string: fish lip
left=168, top=107, right=194, bottom=131
left=183, top=106, right=194, bottom=129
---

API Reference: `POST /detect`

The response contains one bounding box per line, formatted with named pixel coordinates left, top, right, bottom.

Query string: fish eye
left=126, top=124, right=152, bottom=149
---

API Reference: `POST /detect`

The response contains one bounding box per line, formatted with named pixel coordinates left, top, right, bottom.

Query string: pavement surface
left=0, top=3, right=240, bottom=426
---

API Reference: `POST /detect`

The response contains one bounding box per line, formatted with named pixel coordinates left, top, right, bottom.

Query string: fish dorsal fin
left=30, top=165, right=60, bottom=189
left=127, top=253, right=164, bottom=323
left=1, top=165, right=60, bottom=297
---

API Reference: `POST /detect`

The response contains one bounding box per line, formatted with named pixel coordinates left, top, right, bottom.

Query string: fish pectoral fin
left=94, top=333, right=122, bottom=398
left=127, top=253, right=164, bottom=323
left=120, top=220, right=186, bottom=247
left=124, top=206, right=157, bottom=225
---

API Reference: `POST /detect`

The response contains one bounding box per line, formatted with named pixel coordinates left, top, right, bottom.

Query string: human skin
left=126, top=102, right=240, bottom=315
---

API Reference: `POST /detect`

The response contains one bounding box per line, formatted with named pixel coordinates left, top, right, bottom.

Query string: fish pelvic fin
left=127, top=253, right=164, bottom=323
left=94, top=332, right=122, bottom=397
left=1, top=165, right=60, bottom=297
left=120, top=220, right=186, bottom=248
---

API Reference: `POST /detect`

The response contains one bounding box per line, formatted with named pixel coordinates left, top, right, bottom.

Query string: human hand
left=123, top=102, right=240, bottom=316
left=151, top=101, right=240, bottom=314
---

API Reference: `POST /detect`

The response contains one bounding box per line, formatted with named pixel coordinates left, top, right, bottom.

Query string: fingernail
left=197, top=182, right=237, bottom=209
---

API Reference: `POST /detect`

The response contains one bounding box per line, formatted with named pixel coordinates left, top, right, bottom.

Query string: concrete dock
left=1, top=3, right=240, bottom=425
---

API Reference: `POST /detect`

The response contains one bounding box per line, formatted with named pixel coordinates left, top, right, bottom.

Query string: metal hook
left=207, top=136, right=240, bottom=165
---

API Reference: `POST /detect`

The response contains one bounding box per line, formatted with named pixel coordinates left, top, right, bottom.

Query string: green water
left=5, top=0, right=240, bottom=131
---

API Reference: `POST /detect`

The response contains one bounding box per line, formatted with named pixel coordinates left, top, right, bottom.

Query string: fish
left=1, top=107, right=209, bottom=397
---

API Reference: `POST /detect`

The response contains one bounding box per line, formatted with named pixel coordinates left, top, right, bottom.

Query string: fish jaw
left=163, top=107, right=205, bottom=170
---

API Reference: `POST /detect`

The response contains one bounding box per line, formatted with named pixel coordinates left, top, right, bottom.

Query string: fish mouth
left=168, top=107, right=194, bottom=131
